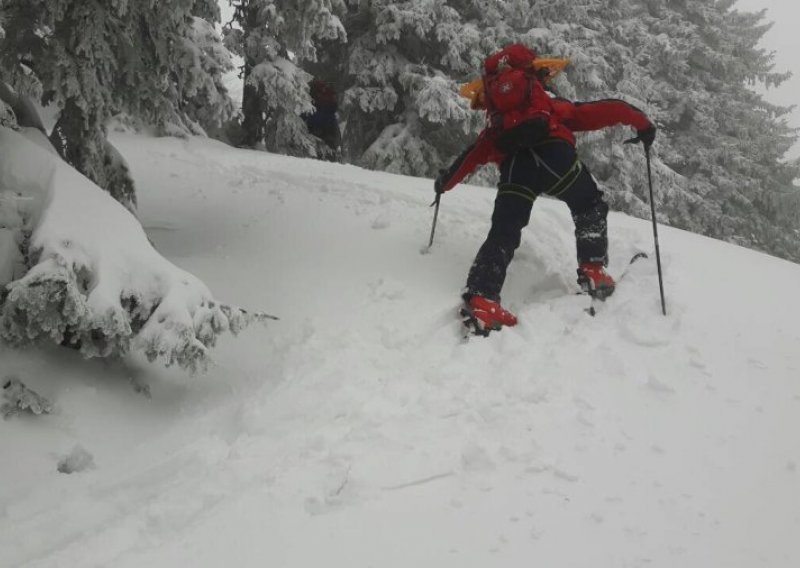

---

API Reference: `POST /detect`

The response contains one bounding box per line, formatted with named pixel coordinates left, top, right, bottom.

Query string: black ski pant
left=465, top=139, right=609, bottom=302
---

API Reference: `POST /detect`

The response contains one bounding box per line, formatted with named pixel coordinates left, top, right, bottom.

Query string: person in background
left=303, top=78, right=342, bottom=162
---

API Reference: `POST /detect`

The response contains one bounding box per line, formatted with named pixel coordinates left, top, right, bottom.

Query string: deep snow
left=2, top=134, right=799, bottom=568
left=0, top=126, right=259, bottom=370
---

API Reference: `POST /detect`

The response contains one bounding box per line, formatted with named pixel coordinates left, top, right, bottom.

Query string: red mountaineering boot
left=460, top=295, right=518, bottom=337
left=577, top=262, right=616, bottom=300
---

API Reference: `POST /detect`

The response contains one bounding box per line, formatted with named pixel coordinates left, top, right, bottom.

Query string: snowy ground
left=2, top=134, right=799, bottom=568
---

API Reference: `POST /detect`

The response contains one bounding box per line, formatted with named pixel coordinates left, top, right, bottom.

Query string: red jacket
left=439, top=96, right=653, bottom=193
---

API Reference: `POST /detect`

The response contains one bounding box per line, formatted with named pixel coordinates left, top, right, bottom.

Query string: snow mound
left=0, top=127, right=269, bottom=371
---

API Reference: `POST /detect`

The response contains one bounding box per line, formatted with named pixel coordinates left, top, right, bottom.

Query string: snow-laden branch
left=0, top=127, right=273, bottom=373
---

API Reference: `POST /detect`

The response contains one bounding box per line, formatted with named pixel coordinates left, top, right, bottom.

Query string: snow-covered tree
left=316, top=0, right=509, bottom=176
left=0, top=125, right=270, bottom=373
left=0, top=2, right=259, bottom=371
left=168, top=15, right=236, bottom=138
left=0, top=0, right=233, bottom=210
left=634, top=1, right=800, bottom=260
left=224, top=0, right=346, bottom=154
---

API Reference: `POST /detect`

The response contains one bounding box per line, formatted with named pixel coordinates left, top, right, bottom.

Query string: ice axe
left=625, top=134, right=667, bottom=316
left=423, top=192, right=442, bottom=254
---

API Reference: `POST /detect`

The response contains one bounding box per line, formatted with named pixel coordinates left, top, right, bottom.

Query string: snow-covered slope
left=2, top=135, right=799, bottom=568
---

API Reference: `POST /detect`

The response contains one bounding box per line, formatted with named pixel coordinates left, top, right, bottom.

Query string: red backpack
left=481, top=44, right=553, bottom=131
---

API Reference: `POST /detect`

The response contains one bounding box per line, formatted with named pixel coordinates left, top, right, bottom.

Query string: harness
left=497, top=140, right=583, bottom=203
left=530, top=146, right=583, bottom=198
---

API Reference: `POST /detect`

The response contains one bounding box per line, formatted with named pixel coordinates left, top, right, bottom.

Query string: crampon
left=460, top=295, right=518, bottom=337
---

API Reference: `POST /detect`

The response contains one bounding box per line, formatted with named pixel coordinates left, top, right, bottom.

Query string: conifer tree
left=0, top=0, right=233, bottom=210
left=636, top=0, right=800, bottom=259
left=224, top=0, right=346, bottom=154
left=173, top=14, right=236, bottom=138
left=321, top=0, right=505, bottom=176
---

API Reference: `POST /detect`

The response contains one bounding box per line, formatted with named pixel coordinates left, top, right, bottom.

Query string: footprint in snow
left=617, top=316, right=672, bottom=348
left=367, top=277, right=406, bottom=301
left=57, top=445, right=96, bottom=474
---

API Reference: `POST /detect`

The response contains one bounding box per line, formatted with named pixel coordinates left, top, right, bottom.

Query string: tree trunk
left=240, top=65, right=266, bottom=148
left=239, top=3, right=267, bottom=148
left=49, top=99, right=137, bottom=212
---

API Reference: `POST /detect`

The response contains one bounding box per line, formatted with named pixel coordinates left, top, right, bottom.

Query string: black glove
left=495, top=117, right=550, bottom=155
left=637, top=125, right=657, bottom=150
left=434, top=141, right=478, bottom=196
left=434, top=169, right=447, bottom=195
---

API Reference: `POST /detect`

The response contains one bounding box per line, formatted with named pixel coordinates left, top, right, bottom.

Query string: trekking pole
left=625, top=136, right=667, bottom=315
left=644, top=146, right=667, bottom=316
left=426, top=193, right=442, bottom=250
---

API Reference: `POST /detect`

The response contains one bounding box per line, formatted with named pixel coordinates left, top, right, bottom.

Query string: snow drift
left=0, top=127, right=267, bottom=371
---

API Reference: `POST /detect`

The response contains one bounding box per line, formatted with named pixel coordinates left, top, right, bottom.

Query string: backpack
left=483, top=44, right=538, bottom=121
left=460, top=45, right=570, bottom=131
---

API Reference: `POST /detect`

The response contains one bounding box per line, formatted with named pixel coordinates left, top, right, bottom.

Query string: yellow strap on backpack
left=459, top=58, right=570, bottom=110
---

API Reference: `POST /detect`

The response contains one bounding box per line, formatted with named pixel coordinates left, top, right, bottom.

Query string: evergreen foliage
left=224, top=0, right=346, bottom=154
left=308, top=0, right=507, bottom=176
left=635, top=1, right=800, bottom=260
left=0, top=0, right=233, bottom=209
